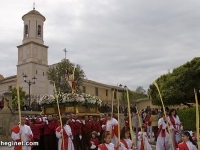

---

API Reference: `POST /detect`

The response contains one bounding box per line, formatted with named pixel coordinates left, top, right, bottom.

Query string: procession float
left=39, top=92, right=102, bottom=116
left=39, top=64, right=102, bottom=117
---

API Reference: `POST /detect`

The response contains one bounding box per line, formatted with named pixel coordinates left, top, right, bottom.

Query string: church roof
left=22, top=9, right=46, bottom=21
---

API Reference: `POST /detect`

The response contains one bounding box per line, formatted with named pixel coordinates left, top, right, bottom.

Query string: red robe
left=92, top=121, right=101, bottom=133
left=98, top=143, right=117, bottom=150
left=11, top=125, right=34, bottom=150
left=56, top=126, right=70, bottom=150
left=120, top=139, right=129, bottom=149
left=169, top=116, right=178, bottom=148
left=145, top=115, right=151, bottom=126
left=90, top=137, right=99, bottom=146
left=68, top=121, right=75, bottom=136
left=105, top=120, right=118, bottom=138
left=178, top=142, right=189, bottom=150
left=25, top=119, right=30, bottom=126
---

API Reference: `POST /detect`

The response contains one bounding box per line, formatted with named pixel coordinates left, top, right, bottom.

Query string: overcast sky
left=0, top=0, right=200, bottom=91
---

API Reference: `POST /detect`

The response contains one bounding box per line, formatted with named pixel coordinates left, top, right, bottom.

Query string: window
left=106, top=89, right=108, bottom=96
left=95, top=87, right=98, bottom=96
left=82, top=86, right=86, bottom=93
left=36, top=70, right=37, bottom=74
left=43, top=72, right=44, bottom=76
left=8, top=86, right=12, bottom=91
left=38, top=25, right=41, bottom=37
left=114, top=91, right=117, bottom=99
left=24, top=25, right=28, bottom=37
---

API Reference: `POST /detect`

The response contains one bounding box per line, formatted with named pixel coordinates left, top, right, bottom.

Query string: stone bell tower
left=17, top=8, right=49, bottom=96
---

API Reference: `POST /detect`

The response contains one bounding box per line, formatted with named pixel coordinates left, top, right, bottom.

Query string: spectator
left=31, top=99, right=38, bottom=111
left=0, top=97, right=4, bottom=110
left=150, top=110, right=158, bottom=141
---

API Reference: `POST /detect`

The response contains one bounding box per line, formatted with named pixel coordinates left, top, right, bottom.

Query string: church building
left=0, top=8, right=121, bottom=106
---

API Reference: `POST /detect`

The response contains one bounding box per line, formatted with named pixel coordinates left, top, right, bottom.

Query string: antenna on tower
left=33, top=2, right=35, bottom=10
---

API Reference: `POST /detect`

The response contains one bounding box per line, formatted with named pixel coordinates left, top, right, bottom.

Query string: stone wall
left=0, top=111, right=40, bottom=142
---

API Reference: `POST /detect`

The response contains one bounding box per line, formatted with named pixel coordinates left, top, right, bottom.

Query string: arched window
left=38, top=25, right=41, bottom=37
left=24, top=25, right=28, bottom=37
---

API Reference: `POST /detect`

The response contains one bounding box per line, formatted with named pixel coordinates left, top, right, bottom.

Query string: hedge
left=177, top=107, right=200, bottom=131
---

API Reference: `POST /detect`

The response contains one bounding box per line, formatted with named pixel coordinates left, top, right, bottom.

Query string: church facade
left=0, top=9, right=122, bottom=105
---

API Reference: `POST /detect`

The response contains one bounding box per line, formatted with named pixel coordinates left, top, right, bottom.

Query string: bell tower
left=22, top=8, right=45, bottom=45
left=17, top=8, right=49, bottom=96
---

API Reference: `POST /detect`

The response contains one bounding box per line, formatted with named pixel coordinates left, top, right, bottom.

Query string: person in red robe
left=120, top=127, right=134, bottom=150
left=167, top=109, right=182, bottom=149
left=100, top=114, right=107, bottom=143
left=82, top=115, right=93, bottom=150
left=43, top=114, right=57, bottom=150
left=56, top=117, right=74, bottom=150
left=124, top=113, right=129, bottom=128
left=92, top=116, right=101, bottom=136
left=178, top=131, right=197, bottom=150
left=145, top=112, right=152, bottom=138
left=90, top=131, right=99, bottom=150
left=98, top=131, right=119, bottom=150
left=30, top=118, right=45, bottom=150
left=11, top=116, right=34, bottom=150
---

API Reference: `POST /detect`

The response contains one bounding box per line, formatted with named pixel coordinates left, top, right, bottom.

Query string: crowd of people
left=10, top=106, right=198, bottom=150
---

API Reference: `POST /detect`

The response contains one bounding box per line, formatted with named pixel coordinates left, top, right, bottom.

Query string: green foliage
left=46, top=59, right=85, bottom=93
left=148, top=57, right=200, bottom=106
left=177, top=107, right=200, bottom=131
left=136, top=86, right=146, bottom=94
left=11, top=87, right=27, bottom=109
left=121, top=89, right=148, bottom=106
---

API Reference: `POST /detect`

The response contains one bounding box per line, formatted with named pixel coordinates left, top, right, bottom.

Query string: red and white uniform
left=98, top=143, right=117, bottom=150
left=156, top=118, right=171, bottom=150
left=178, top=141, right=197, bottom=150
left=137, top=131, right=152, bottom=150
left=56, top=125, right=74, bottom=150
left=102, top=118, right=118, bottom=146
left=145, top=115, right=152, bottom=138
left=120, top=138, right=132, bottom=150
left=11, top=124, right=33, bottom=150
left=167, top=115, right=182, bottom=148
left=90, top=137, right=99, bottom=149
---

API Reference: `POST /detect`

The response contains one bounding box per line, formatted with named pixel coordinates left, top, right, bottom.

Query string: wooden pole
left=194, top=89, right=200, bottom=149
left=16, top=75, right=23, bottom=150
left=126, top=89, right=134, bottom=146
left=117, top=86, right=121, bottom=150
left=54, top=83, right=65, bottom=150
left=111, top=89, right=115, bottom=134
left=153, top=82, right=174, bottom=150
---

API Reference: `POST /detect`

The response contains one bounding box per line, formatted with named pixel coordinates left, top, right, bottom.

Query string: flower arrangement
left=39, top=92, right=102, bottom=108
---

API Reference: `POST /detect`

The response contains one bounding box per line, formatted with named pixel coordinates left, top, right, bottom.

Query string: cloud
left=0, top=0, right=200, bottom=92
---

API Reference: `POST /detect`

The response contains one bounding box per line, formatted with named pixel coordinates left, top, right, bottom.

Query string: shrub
left=177, top=107, right=200, bottom=131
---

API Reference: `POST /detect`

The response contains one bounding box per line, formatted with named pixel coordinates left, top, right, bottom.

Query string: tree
left=148, top=57, right=200, bottom=107
left=120, top=89, right=148, bottom=107
left=46, top=59, right=86, bottom=93
left=136, top=86, right=146, bottom=94
left=6, top=87, right=27, bottom=113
